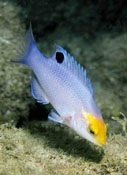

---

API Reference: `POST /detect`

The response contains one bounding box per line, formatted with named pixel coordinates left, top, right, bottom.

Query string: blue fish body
left=16, top=27, right=106, bottom=146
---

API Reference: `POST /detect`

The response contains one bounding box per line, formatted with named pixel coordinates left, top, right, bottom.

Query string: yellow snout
left=83, top=110, right=107, bottom=146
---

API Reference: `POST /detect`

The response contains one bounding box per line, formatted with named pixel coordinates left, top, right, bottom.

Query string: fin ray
left=11, top=25, right=38, bottom=66
left=31, top=73, right=49, bottom=104
left=56, top=45, right=94, bottom=96
left=48, top=110, right=63, bottom=124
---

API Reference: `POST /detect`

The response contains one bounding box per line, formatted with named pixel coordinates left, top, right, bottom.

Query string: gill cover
left=83, top=110, right=107, bottom=146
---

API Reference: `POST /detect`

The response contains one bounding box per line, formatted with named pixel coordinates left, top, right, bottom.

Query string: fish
left=15, top=27, right=107, bottom=146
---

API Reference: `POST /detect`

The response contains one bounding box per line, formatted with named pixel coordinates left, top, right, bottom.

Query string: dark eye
left=56, top=52, right=64, bottom=63
left=89, top=129, right=95, bottom=135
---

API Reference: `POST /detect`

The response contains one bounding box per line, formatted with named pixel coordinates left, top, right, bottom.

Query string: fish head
left=81, top=110, right=107, bottom=146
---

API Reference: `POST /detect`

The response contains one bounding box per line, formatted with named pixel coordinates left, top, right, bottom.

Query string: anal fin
left=31, top=73, right=49, bottom=104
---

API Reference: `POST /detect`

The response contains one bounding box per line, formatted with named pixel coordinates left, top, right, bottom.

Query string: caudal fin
left=12, top=25, right=39, bottom=66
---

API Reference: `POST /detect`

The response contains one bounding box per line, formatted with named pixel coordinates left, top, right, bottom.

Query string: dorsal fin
left=55, top=45, right=94, bottom=96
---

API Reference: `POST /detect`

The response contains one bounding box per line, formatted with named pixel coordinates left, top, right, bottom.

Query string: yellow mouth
left=82, top=110, right=107, bottom=146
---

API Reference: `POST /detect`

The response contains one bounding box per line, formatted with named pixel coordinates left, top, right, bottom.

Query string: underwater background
left=0, top=0, right=127, bottom=174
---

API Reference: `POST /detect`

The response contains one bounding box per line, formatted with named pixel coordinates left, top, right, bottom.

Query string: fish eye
left=56, top=52, right=64, bottom=63
left=89, top=129, right=95, bottom=135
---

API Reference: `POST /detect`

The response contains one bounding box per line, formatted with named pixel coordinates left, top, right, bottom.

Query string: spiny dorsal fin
left=55, top=45, right=94, bottom=96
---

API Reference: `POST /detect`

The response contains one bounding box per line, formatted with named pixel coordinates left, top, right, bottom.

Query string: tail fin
left=12, top=25, right=39, bottom=66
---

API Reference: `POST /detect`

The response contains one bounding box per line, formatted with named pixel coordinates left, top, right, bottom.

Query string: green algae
left=112, top=113, right=127, bottom=136
left=0, top=122, right=127, bottom=175
left=0, top=1, right=32, bottom=124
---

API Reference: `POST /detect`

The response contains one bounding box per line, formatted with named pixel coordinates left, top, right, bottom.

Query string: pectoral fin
left=48, top=109, right=72, bottom=125
left=63, top=116, right=72, bottom=126
left=48, top=110, right=63, bottom=124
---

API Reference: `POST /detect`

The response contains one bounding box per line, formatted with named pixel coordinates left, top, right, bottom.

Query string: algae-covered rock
left=0, top=122, right=127, bottom=175
left=81, top=33, right=127, bottom=119
left=0, top=1, right=31, bottom=124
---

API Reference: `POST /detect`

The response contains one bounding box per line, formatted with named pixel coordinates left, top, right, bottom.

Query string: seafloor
left=0, top=1, right=127, bottom=175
